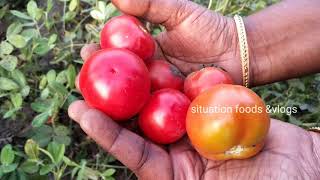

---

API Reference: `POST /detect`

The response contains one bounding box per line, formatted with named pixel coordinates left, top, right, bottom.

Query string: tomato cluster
left=78, top=15, right=270, bottom=160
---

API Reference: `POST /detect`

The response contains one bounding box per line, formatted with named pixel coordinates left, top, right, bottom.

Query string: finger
left=68, top=101, right=172, bottom=179
left=111, top=0, right=199, bottom=29
left=75, top=74, right=80, bottom=91
left=80, top=43, right=100, bottom=61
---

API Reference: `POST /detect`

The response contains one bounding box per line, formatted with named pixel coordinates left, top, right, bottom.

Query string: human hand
left=109, top=0, right=243, bottom=84
left=71, top=42, right=320, bottom=180
left=69, top=100, right=320, bottom=180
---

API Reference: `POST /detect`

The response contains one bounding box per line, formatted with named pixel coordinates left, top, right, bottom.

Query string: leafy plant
left=0, top=0, right=318, bottom=179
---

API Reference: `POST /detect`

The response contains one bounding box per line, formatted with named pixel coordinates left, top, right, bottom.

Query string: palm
left=154, top=5, right=241, bottom=83
left=157, top=120, right=320, bottom=179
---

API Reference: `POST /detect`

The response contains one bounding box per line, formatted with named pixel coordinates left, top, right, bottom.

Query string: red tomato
left=147, top=60, right=184, bottom=91
left=79, top=49, right=151, bottom=121
left=184, top=67, right=233, bottom=100
left=100, top=15, right=155, bottom=61
left=139, top=89, right=190, bottom=144
left=186, top=84, right=270, bottom=160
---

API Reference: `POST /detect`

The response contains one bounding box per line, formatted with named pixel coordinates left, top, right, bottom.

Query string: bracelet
left=308, top=127, right=320, bottom=133
left=234, top=15, right=250, bottom=87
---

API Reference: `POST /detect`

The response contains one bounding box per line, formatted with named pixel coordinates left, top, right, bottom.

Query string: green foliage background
left=0, top=0, right=319, bottom=179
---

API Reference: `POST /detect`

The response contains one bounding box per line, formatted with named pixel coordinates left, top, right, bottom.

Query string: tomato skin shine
left=139, top=89, right=190, bottom=144
left=79, top=49, right=151, bottom=121
left=186, top=84, right=270, bottom=160
left=184, top=67, right=233, bottom=100
left=147, top=60, right=184, bottom=91
left=100, top=15, right=155, bottom=61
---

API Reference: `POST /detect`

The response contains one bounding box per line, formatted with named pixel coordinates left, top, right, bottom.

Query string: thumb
left=111, top=0, right=199, bottom=29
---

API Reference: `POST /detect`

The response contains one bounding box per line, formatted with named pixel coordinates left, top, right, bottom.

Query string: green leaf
left=10, top=93, right=22, bottom=108
left=39, top=164, right=54, bottom=175
left=1, top=163, right=18, bottom=173
left=0, top=55, right=18, bottom=71
left=76, top=160, right=86, bottom=180
left=21, top=29, right=38, bottom=41
left=0, top=77, right=19, bottom=91
left=20, top=160, right=39, bottom=174
left=0, top=41, right=14, bottom=56
left=105, top=3, right=117, bottom=19
left=102, top=168, right=116, bottom=177
left=90, top=10, right=105, bottom=20
left=69, top=0, right=78, bottom=11
left=67, top=65, right=76, bottom=89
left=10, top=10, right=32, bottom=20
left=46, top=70, right=56, bottom=85
left=47, top=142, right=65, bottom=164
left=31, top=100, right=51, bottom=113
left=54, top=125, right=70, bottom=136
left=6, top=23, right=23, bottom=37
left=27, top=1, right=37, bottom=16
left=11, top=69, right=27, bottom=87
left=8, top=35, right=27, bottom=48
left=63, top=11, right=76, bottom=22
left=40, top=88, right=50, bottom=99
left=20, top=86, right=30, bottom=97
left=63, top=156, right=78, bottom=167
left=24, top=139, right=39, bottom=159
left=3, top=108, right=19, bottom=119
left=56, top=71, right=67, bottom=84
left=34, top=38, right=51, bottom=55
left=49, top=82, right=69, bottom=96
left=1, top=145, right=15, bottom=165
left=48, top=34, right=57, bottom=45
left=53, top=136, right=71, bottom=146
left=32, top=112, right=50, bottom=128
left=39, top=75, right=47, bottom=90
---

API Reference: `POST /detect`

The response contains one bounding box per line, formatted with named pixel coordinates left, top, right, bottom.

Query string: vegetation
left=0, top=0, right=318, bottom=179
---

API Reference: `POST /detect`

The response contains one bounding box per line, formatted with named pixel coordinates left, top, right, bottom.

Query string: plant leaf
left=69, top=0, right=78, bottom=11
left=32, top=112, right=50, bottom=128
left=8, top=35, right=27, bottom=48
left=0, top=55, right=18, bottom=71
left=24, top=139, right=39, bottom=159
left=0, top=77, right=19, bottom=91
left=10, top=10, right=32, bottom=20
left=39, top=164, right=54, bottom=175
left=47, top=141, right=65, bottom=164
left=0, top=144, right=15, bottom=165
left=10, top=93, right=22, bottom=108
left=0, top=41, right=14, bottom=56
left=20, top=160, right=39, bottom=174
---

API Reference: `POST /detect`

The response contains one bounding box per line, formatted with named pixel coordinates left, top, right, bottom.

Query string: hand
left=69, top=100, right=320, bottom=180
left=110, top=0, right=243, bottom=84
left=72, top=44, right=320, bottom=179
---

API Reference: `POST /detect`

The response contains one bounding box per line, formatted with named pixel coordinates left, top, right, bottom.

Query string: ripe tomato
left=100, top=15, right=155, bottom=61
left=147, top=60, right=184, bottom=91
left=186, top=84, right=270, bottom=160
left=139, top=89, right=190, bottom=144
left=184, top=67, right=233, bottom=100
left=79, top=49, right=150, bottom=121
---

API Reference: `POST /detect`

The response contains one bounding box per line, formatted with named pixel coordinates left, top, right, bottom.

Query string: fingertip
left=68, top=100, right=90, bottom=123
left=75, top=74, right=80, bottom=91
left=80, top=43, right=100, bottom=61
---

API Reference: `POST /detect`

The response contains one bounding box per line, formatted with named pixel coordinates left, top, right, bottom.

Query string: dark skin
left=69, top=0, right=320, bottom=179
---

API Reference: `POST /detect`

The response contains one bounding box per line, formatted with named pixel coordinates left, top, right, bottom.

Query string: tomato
left=139, top=89, right=190, bottom=144
left=184, top=67, right=233, bottom=100
left=186, top=84, right=270, bottom=160
left=100, top=15, right=155, bottom=61
left=147, top=60, right=184, bottom=91
left=79, top=48, right=150, bottom=121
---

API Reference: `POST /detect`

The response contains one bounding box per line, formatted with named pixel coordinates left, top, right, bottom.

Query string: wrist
left=243, top=16, right=271, bottom=87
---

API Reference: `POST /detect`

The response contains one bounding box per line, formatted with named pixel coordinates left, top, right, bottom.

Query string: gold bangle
left=308, top=127, right=320, bottom=133
left=234, top=15, right=250, bottom=87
